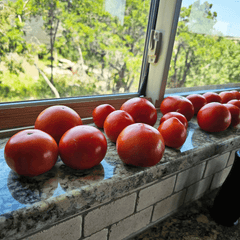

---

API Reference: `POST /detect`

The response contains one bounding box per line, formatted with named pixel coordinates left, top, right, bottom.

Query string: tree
left=0, top=0, right=32, bottom=75
left=29, top=0, right=63, bottom=84
left=55, top=0, right=151, bottom=93
left=168, top=1, right=219, bottom=88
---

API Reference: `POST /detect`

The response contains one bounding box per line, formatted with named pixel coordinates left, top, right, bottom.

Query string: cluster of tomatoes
left=4, top=98, right=163, bottom=177
left=4, top=90, right=240, bottom=178
left=159, top=90, right=240, bottom=149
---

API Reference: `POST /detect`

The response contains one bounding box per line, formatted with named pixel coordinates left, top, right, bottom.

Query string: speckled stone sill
left=0, top=112, right=240, bottom=239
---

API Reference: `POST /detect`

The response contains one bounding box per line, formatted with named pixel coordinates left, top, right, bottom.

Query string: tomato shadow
left=57, top=161, right=104, bottom=192
left=7, top=165, right=59, bottom=205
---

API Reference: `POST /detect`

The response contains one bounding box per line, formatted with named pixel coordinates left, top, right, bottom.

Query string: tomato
left=160, top=96, right=194, bottom=121
left=186, top=94, right=207, bottom=115
left=92, top=104, right=116, bottom=128
left=4, top=129, right=58, bottom=177
left=160, top=112, right=188, bottom=129
left=59, top=125, right=107, bottom=170
left=202, top=92, right=222, bottom=103
left=120, top=97, right=157, bottom=126
left=35, top=105, right=82, bottom=144
left=104, top=110, right=135, bottom=142
left=230, top=90, right=240, bottom=100
left=116, top=123, right=165, bottom=167
left=219, top=91, right=236, bottom=104
left=158, top=117, right=187, bottom=149
left=223, top=104, right=240, bottom=127
left=197, top=102, right=231, bottom=132
left=227, top=99, right=240, bottom=109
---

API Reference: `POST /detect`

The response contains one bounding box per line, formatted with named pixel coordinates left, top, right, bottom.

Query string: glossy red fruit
left=92, top=104, right=116, bottom=128
left=120, top=97, right=157, bottom=126
left=35, top=105, right=82, bottom=144
left=219, top=91, right=236, bottom=104
left=4, top=129, right=58, bottom=177
left=186, top=94, right=207, bottom=115
left=160, top=96, right=194, bottom=121
left=160, top=112, right=188, bottom=129
left=59, top=125, right=107, bottom=170
left=197, top=102, right=231, bottom=132
left=158, top=117, right=187, bottom=149
left=227, top=99, right=240, bottom=109
left=116, top=123, right=165, bottom=167
left=202, top=92, right=222, bottom=103
left=230, top=90, right=240, bottom=100
left=104, top=110, right=135, bottom=142
left=224, top=104, right=240, bottom=127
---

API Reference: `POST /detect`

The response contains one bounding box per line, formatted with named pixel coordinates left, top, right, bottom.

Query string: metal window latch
left=148, top=30, right=162, bottom=64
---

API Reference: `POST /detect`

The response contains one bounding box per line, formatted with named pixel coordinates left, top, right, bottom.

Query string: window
left=0, top=0, right=160, bottom=133
left=0, top=0, right=152, bottom=102
left=1, top=0, right=240, bottom=135
left=165, top=0, right=240, bottom=94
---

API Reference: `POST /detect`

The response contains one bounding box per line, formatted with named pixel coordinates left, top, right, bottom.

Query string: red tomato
left=186, top=94, right=207, bottom=115
left=160, top=96, right=194, bottom=121
left=230, top=90, right=240, bottom=100
left=116, top=123, right=165, bottom=167
left=227, top=99, right=240, bottom=109
left=219, top=91, right=236, bottom=103
left=59, top=125, right=107, bottom=170
left=35, top=105, right=82, bottom=144
left=223, top=104, right=240, bottom=127
left=92, top=104, right=116, bottom=128
left=158, top=117, right=187, bottom=149
left=120, top=97, right=157, bottom=126
left=104, top=110, right=135, bottom=142
left=197, top=102, right=231, bottom=132
left=160, top=112, right=188, bottom=129
left=4, top=129, right=58, bottom=177
left=202, top=92, right=222, bottom=103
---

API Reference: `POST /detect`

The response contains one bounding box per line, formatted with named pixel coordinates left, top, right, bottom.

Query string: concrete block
left=137, top=176, right=176, bottom=212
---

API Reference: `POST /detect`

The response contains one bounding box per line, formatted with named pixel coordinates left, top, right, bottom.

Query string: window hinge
left=148, top=30, right=162, bottom=64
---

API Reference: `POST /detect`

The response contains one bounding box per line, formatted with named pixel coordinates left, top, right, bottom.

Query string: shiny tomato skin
left=104, top=110, right=135, bottom=142
left=197, top=102, right=231, bottom=132
left=227, top=99, right=240, bottom=109
left=202, top=92, right=222, bottom=103
left=160, top=112, right=188, bottom=129
left=223, top=104, right=240, bottom=127
left=160, top=96, right=194, bottom=121
left=230, top=90, right=240, bottom=100
left=4, top=129, right=58, bottom=177
left=120, top=97, right=157, bottom=126
left=158, top=117, right=187, bottom=149
left=35, top=105, right=82, bottom=144
left=59, top=125, right=107, bottom=170
left=92, top=104, right=116, bottom=128
left=186, top=94, right=207, bottom=115
left=219, top=91, right=236, bottom=104
left=116, top=123, right=165, bottom=167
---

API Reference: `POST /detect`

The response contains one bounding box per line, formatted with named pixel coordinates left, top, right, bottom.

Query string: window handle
left=148, top=30, right=162, bottom=64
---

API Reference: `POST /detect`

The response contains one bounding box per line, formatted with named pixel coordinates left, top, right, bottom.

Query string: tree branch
left=34, top=63, right=60, bottom=98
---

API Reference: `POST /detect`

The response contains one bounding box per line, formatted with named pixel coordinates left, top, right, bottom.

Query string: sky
left=182, top=0, right=240, bottom=37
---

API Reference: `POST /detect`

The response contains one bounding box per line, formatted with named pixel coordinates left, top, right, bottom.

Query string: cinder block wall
left=24, top=149, right=236, bottom=240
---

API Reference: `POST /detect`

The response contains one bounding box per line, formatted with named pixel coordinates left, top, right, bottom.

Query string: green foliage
left=167, top=0, right=240, bottom=89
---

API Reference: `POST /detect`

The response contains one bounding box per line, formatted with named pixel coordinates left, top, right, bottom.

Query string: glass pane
left=0, top=0, right=151, bottom=102
left=167, top=0, right=240, bottom=89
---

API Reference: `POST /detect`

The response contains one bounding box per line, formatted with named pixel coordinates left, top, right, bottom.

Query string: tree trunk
left=34, top=63, right=60, bottom=98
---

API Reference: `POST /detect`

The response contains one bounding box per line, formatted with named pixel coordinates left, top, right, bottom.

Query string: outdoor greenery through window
left=167, top=0, right=240, bottom=89
left=0, top=0, right=151, bottom=102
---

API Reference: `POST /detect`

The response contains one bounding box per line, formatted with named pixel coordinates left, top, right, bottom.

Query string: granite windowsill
left=0, top=113, right=240, bottom=240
